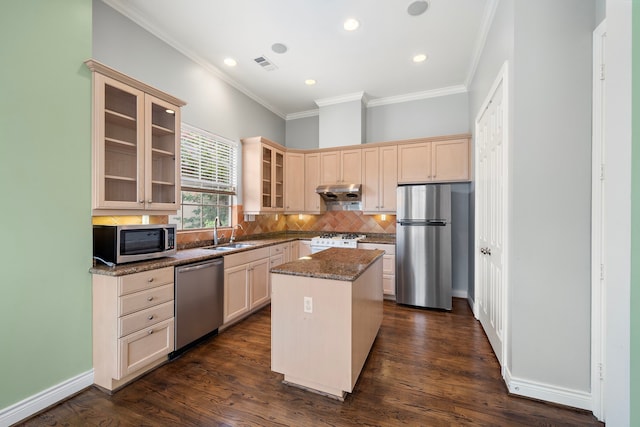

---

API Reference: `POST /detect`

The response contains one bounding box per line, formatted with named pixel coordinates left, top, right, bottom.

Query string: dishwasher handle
left=176, top=259, right=223, bottom=274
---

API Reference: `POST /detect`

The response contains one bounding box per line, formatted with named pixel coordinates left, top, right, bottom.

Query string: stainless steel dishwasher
left=172, top=258, right=224, bottom=357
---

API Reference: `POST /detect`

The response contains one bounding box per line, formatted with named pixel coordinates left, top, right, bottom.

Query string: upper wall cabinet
left=397, top=137, right=470, bottom=184
left=86, top=60, right=186, bottom=215
left=362, top=145, right=397, bottom=213
left=319, top=148, right=362, bottom=185
left=242, top=137, right=285, bottom=214
left=284, top=152, right=305, bottom=213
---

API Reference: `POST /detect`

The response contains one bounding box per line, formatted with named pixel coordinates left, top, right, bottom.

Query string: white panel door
left=476, top=65, right=508, bottom=366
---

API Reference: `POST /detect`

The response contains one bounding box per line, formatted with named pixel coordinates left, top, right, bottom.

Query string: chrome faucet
left=213, top=216, right=221, bottom=245
left=230, top=224, right=244, bottom=243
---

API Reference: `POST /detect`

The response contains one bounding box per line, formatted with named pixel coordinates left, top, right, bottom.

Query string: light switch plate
left=304, top=296, right=313, bottom=313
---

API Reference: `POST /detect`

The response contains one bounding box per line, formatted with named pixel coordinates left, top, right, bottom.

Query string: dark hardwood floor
left=19, top=299, right=603, bottom=426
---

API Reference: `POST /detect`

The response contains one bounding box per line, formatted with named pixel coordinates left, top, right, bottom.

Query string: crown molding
left=286, top=109, right=320, bottom=121
left=366, top=85, right=468, bottom=108
left=314, top=91, right=366, bottom=107
left=465, top=0, right=500, bottom=88
left=102, top=0, right=287, bottom=119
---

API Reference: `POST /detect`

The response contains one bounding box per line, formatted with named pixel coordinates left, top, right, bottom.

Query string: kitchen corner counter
left=270, top=247, right=384, bottom=282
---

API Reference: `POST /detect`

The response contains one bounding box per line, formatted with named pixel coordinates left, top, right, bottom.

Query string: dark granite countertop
left=90, top=233, right=394, bottom=277
left=270, top=247, right=384, bottom=282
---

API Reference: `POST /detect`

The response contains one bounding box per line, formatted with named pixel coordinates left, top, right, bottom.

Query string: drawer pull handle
left=147, top=329, right=153, bottom=335
left=148, top=315, right=154, bottom=320
left=148, top=278, right=154, bottom=282
left=147, top=296, right=154, bottom=301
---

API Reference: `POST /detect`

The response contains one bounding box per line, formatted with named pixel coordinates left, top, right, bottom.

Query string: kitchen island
left=270, top=247, right=384, bottom=400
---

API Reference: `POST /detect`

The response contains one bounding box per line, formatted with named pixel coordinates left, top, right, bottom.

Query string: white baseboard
left=452, top=289, right=468, bottom=299
left=0, top=370, right=94, bottom=427
left=504, top=367, right=592, bottom=411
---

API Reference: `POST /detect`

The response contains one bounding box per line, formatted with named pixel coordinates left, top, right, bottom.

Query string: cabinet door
left=144, top=94, right=180, bottom=211
left=273, top=149, right=285, bottom=209
left=432, top=139, right=470, bottom=182
left=304, top=153, right=323, bottom=212
left=320, top=151, right=340, bottom=184
left=362, top=147, right=380, bottom=212
left=285, top=152, right=305, bottom=213
left=250, top=258, right=270, bottom=308
left=224, top=264, right=250, bottom=324
left=397, top=142, right=432, bottom=184
left=379, top=145, right=398, bottom=211
left=340, top=148, right=362, bottom=184
left=117, top=318, right=174, bottom=379
left=289, top=241, right=299, bottom=261
left=261, top=145, right=274, bottom=210
left=94, top=73, right=145, bottom=210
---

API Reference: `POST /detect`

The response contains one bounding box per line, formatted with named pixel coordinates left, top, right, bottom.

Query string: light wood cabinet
left=92, top=267, right=175, bottom=391
left=304, top=153, right=324, bottom=213
left=86, top=60, right=185, bottom=215
left=320, top=148, right=362, bottom=184
left=398, top=138, right=470, bottom=184
left=298, top=240, right=312, bottom=258
left=362, top=146, right=397, bottom=213
left=223, top=247, right=271, bottom=325
left=242, top=137, right=285, bottom=214
left=359, top=243, right=396, bottom=297
left=284, top=152, right=305, bottom=213
left=289, top=240, right=300, bottom=260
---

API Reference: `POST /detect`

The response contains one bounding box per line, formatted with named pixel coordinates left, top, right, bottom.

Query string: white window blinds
left=180, top=123, right=237, bottom=194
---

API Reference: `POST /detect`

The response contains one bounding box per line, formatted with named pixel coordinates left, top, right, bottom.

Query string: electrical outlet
left=304, top=296, right=313, bottom=313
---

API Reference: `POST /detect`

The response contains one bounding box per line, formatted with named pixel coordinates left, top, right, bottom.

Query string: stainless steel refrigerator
left=396, top=184, right=452, bottom=310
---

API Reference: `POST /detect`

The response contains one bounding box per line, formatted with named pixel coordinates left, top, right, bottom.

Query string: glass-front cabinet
left=242, top=137, right=285, bottom=214
left=87, top=60, right=186, bottom=214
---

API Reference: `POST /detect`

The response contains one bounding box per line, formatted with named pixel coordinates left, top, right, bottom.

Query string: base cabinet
left=223, top=247, right=270, bottom=325
left=359, top=243, right=396, bottom=297
left=92, top=267, right=175, bottom=392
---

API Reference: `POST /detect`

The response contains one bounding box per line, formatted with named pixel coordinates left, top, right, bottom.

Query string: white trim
left=366, top=85, right=468, bottom=108
left=0, top=370, right=94, bottom=426
left=474, top=60, right=509, bottom=369
left=464, top=0, right=500, bottom=88
left=504, top=367, right=592, bottom=411
left=103, top=0, right=287, bottom=119
left=591, top=20, right=606, bottom=422
left=314, top=92, right=365, bottom=108
left=452, top=289, right=468, bottom=299
left=286, top=109, right=320, bottom=121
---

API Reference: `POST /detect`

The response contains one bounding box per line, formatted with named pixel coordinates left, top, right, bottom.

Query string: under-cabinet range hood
left=315, top=184, right=362, bottom=211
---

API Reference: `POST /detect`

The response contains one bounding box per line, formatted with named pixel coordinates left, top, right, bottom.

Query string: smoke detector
left=407, top=1, right=429, bottom=16
left=253, top=55, right=278, bottom=71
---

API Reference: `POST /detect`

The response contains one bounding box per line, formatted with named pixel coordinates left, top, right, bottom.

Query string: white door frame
left=590, top=20, right=606, bottom=422
left=473, top=61, right=509, bottom=370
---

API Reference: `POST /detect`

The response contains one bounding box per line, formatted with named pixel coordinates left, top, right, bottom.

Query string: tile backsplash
left=92, top=206, right=395, bottom=248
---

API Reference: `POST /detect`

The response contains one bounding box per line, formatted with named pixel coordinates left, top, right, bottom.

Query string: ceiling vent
left=254, top=55, right=278, bottom=71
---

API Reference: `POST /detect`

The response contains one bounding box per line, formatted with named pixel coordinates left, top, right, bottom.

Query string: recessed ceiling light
left=223, top=58, right=237, bottom=67
left=343, top=18, right=360, bottom=31
left=305, top=79, right=317, bottom=86
left=413, top=54, right=428, bottom=63
left=407, top=1, right=429, bottom=16
left=271, top=43, right=288, bottom=54
left=165, top=109, right=175, bottom=115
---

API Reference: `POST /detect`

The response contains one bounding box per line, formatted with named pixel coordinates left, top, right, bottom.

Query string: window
left=170, top=123, right=237, bottom=230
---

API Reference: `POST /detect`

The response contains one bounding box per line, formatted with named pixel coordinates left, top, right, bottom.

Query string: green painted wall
left=632, top=1, right=640, bottom=424
left=0, top=0, right=93, bottom=409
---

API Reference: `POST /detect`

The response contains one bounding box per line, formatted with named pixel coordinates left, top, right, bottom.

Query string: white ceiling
left=104, top=0, right=495, bottom=119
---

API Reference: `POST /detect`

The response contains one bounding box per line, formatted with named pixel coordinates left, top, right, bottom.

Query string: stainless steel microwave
left=93, top=224, right=177, bottom=265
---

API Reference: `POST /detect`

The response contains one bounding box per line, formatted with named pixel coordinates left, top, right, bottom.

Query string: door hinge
left=600, top=63, right=605, bottom=81
left=600, top=164, right=605, bottom=181
left=598, top=362, right=604, bottom=380
left=600, top=263, right=605, bottom=281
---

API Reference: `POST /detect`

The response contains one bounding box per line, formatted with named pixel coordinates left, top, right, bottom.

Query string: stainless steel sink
left=205, top=243, right=256, bottom=251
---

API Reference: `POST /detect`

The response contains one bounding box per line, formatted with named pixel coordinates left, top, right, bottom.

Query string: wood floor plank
left=18, top=299, right=603, bottom=426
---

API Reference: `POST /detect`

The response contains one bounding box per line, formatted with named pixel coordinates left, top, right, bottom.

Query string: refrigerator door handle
left=426, top=220, right=448, bottom=226
left=398, top=220, right=448, bottom=226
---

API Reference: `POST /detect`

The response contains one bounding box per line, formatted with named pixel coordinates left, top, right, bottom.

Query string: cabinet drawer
left=119, top=283, right=174, bottom=316
left=270, top=244, right=286, bottom=256
left=119, top=267, right=173, bottom=296
left=118, top=301, right=174, bottom=337
left=224, top=247, right=270, bottom=269
left=117, top=318, right=174, bottom=380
